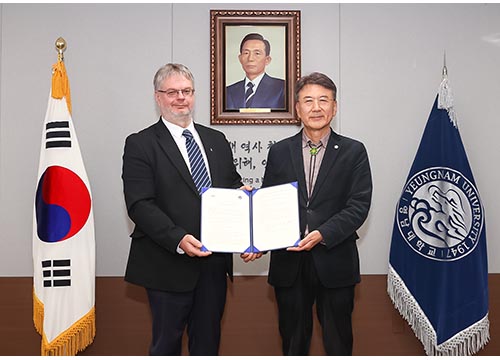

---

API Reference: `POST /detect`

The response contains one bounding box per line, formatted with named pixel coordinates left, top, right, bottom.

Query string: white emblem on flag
left=397, top=167, right=483, bottom=262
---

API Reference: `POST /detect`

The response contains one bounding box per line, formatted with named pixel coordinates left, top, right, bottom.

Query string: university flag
left=33, top=58, right=95, bottom=355
left=387, top=73, right=489, bottom=355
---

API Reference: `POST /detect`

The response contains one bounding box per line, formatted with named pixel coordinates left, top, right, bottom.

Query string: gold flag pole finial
left=52, top=37, right=72, bottom=113
left=55, top=37, right=67, bottom=62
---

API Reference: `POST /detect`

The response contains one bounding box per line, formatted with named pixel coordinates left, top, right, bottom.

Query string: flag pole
left=438, top=52, right=457, bottom=124
left=55, top=37, right=66, bottom=62
left=442, top=51, right=448, bottom=78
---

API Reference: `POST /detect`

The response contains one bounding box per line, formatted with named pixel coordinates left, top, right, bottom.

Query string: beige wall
left=1, top=3, right=499, bottom=276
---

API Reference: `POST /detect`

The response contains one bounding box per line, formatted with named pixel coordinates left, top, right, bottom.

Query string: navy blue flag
left=388, top=76, right=489, bottom=355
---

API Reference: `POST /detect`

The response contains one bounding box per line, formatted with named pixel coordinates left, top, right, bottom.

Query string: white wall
left=341, top=3, right=500, bottom=274
left=1, top=3, right=498, bottom=276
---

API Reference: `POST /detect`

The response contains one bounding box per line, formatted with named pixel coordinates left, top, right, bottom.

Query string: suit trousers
left=274, top=252, right=355, bottom=356
left=146, top=256, right=227, bottom=356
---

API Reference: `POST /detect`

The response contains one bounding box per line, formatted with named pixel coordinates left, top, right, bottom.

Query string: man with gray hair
left=262, top=72, right=373, bottom=355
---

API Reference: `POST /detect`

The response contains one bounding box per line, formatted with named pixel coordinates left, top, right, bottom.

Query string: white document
left=200, top=182, right=300, bottom=253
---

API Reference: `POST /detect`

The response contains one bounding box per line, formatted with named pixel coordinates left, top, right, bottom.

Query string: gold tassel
left=34, top=288, right=96, bottom=356
left=51, top=60, right=72, bottom=114
left=41, top=307, right=96, bottom=356
left=33, top=288, right=44, bottom=335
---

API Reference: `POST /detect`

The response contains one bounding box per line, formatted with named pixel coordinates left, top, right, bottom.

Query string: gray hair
left=153, top=63, right=195, bottom=90
left=294, top=72, right=337, bottom=102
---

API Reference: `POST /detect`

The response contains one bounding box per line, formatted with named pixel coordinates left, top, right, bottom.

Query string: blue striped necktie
left=245, top=82, right=254, bottom=107
left=183, top=129, right=211, bottom=194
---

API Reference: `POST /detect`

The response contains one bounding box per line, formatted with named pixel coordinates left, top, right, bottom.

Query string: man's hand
left=287, top=230, right=323, bottom=252
left=179, top=234, right=212, bottom=257
left=240, top=252, right=263, bottom=263
left=239, top=185, right=253, bottom=191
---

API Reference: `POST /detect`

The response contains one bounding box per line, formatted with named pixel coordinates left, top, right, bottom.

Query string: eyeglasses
left=157, top=88, right=195, bottom=98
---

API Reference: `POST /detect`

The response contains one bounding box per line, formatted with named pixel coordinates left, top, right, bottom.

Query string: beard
left=162, top=106, right=194, bottom=125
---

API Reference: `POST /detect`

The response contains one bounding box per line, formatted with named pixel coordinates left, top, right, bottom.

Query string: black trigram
left=45, top=121, right=71, bottom=149
left=42, top=259, right=71, bottom=287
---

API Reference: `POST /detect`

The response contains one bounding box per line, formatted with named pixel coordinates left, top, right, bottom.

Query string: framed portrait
left=210, top=10, right=301, bottom=125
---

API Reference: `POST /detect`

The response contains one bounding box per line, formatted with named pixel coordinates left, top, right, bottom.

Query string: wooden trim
left=1, top=275, right=498, bottom=355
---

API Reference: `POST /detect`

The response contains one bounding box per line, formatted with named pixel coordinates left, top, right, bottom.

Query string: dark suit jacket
left=122, top=119, right=242, bottom=292
left=226, top=73, right=285, bottom=110
left=262, top=129, right=372, bottom=289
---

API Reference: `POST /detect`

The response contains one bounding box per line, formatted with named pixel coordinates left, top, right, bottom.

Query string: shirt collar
left=245, top=72, right=265, bottom=89
left=302, top=129, right=331, bottom=149
left=161, top=116, right=195, bottom=139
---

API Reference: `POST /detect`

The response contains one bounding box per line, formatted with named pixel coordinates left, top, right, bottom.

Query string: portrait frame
left=210, top=10, right=301, bottom=125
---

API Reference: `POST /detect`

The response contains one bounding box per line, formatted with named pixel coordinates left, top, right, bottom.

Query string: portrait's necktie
left=183, top=129, right=211, bottom=194
left=307, top=140, right=323, bottom=200
left=245, top=82, right=254, bottom=107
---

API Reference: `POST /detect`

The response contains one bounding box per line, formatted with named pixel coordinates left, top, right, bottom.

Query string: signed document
left=200, top=182, right=300, bottom=253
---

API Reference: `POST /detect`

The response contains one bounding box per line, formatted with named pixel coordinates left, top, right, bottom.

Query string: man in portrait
left=226, top=33, right=285, bottom=110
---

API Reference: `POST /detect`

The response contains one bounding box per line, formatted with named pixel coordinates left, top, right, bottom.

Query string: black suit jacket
left=226, top=73, right=285, bottom=109
left=262, top=129, right=372, bottom=289
left=122, top=119, right=242, bottom=292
